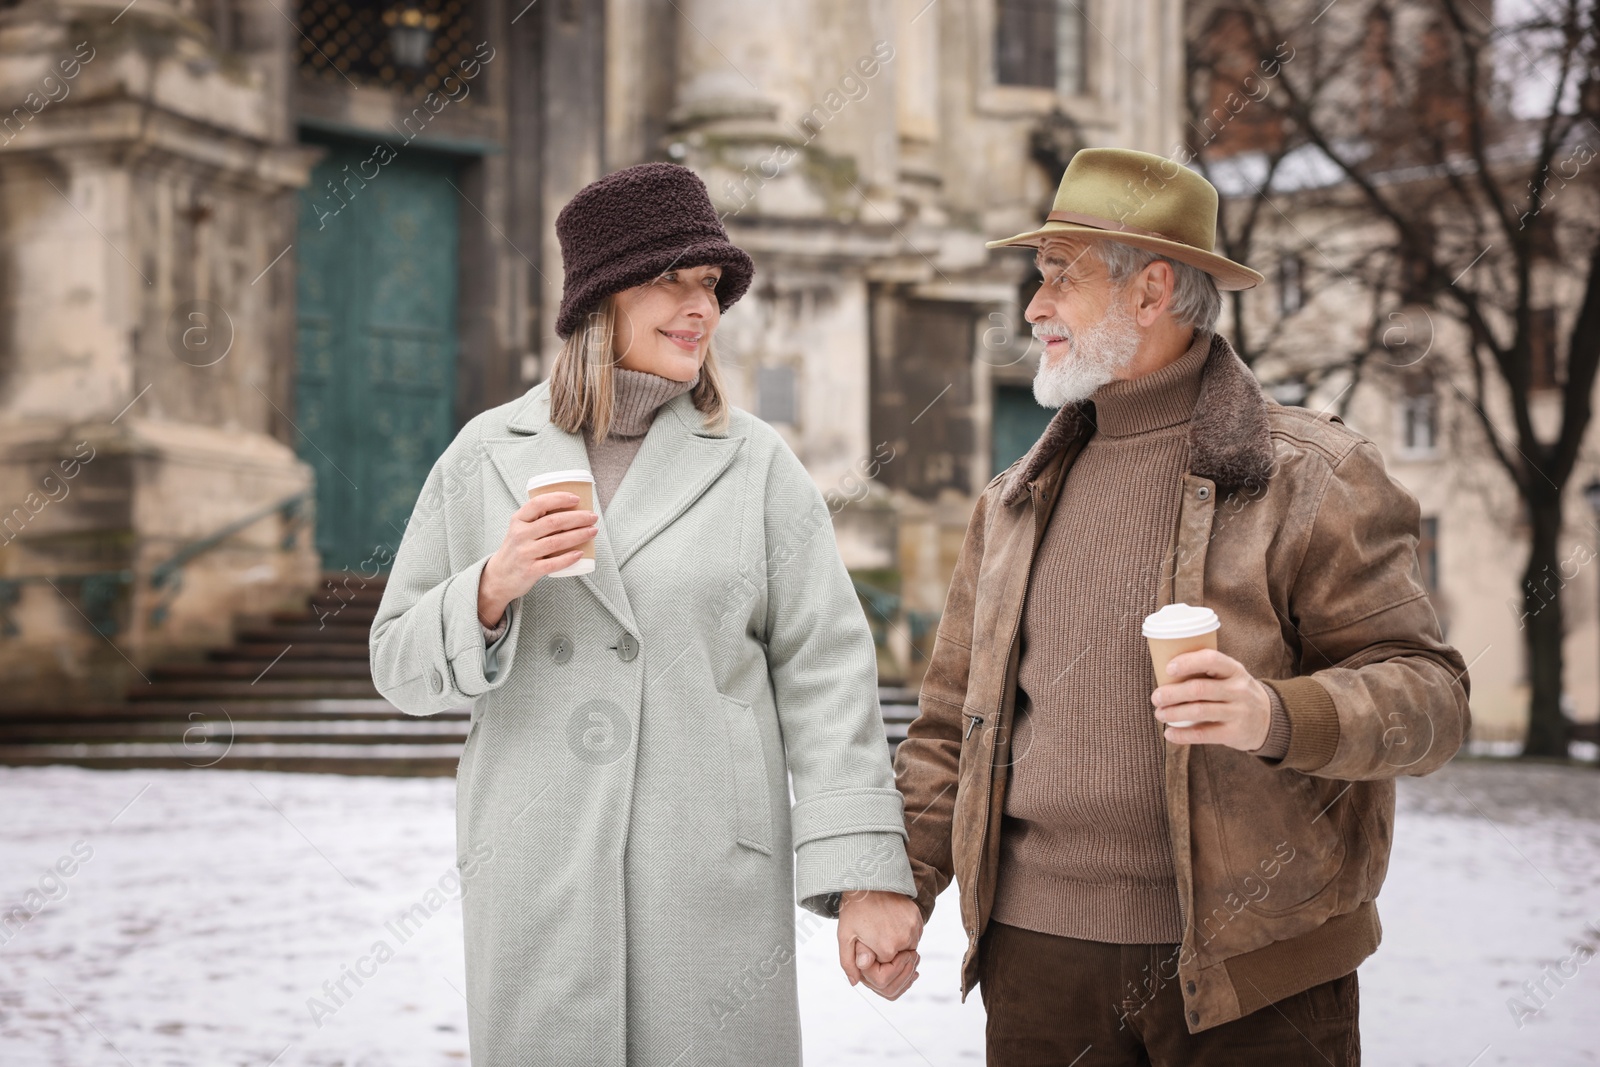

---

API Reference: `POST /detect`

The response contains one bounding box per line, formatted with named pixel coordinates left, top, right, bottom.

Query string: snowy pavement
left=0, top=758, right=1596, bottom=1066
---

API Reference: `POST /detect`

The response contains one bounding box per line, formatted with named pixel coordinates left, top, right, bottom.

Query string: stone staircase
left=0, top=573, right=923, bottom=776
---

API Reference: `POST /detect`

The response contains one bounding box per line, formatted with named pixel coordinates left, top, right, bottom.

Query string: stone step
left=208, top=642, right=372, bottom=662
left=127, top=678, right=384, bottom=701
left=278, top=604, right=379, bottom=626
left=235, top=624, right=376, bottom=644
left=0, top=719, right=470, bottom=745
left=0, top=699, right=465, bottom=721
left=149, top=660, right=375, bottom=681
left=0, top=743, right=459, bottom=777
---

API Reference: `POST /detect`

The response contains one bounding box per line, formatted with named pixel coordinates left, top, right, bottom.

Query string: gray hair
left=1090, top=240, right=1222, bottom=333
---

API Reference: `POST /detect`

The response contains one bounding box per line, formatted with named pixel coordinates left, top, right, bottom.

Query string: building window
left=757, top=365, right=797, bottom=425
left=1529, top=306, right=1560, bottom=392
left=996, top=0, right=1088, bottom=95
left=1417, top=516, right=1439, bottom=593
left=296, top=0, right=481, bottom=101
left=1278, top=253, right=1304, bottom=315
left=1398, top=374, right=1437, bottom=457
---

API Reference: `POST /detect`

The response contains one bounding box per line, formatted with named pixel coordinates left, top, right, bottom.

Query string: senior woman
left=369, top=162, right=921, bottom=1065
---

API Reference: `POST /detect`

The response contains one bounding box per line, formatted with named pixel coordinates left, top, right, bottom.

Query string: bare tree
left=1199, top=0, right=1600, bottom=758
left=1185, top=3, right=1424, bottom=422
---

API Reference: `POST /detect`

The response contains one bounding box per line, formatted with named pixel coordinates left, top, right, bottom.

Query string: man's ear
left=1134, top=260, right=1175, bottom=327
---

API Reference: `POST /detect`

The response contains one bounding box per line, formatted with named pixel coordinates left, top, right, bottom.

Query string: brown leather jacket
left=893, top=330, right=1471, bottom=1033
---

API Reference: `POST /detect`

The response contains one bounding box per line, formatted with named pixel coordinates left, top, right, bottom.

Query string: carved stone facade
left=0, top=0, right=1182, bottom=703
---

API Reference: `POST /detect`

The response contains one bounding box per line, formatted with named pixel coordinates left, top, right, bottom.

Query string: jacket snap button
left=428, top=667, right=444, bottom=694
left=616, top=632, right=639, bottom=662
left=1197, top=486, right=1210, bottom=500
left=549, top=635, right=572, bottom=664
left=1188, top=1010, right=1200, bottom=1025
left=1186, top=980, right=1197, bottom=995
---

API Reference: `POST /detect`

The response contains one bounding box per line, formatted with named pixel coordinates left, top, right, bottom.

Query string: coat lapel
left=482, top=383, right=744, bottom=633
left=601, top=392, right=745, bottom=570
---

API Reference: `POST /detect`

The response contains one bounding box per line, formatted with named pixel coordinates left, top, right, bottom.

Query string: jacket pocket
left=721, top=693, right=774, bottom=855
left=1204, top=751, right=1348, bottom=918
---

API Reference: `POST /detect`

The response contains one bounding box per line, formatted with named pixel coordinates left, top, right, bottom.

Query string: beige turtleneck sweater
left=479, top=368, right=698, bottom=660
left=989, top=328, right=1289, bottom=945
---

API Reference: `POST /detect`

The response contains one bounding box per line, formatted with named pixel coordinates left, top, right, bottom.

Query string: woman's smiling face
left=611, top=264, right=723, bottom=380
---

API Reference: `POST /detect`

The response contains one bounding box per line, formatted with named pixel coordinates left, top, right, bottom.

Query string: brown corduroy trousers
left=977, top=920, right=1360, bottom=1066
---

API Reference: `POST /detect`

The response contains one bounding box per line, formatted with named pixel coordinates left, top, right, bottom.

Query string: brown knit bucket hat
left=554, top=162, right=756, bottom=338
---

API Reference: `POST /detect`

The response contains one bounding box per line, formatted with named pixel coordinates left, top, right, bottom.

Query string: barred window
left=296, top=0, right=483, bottom=101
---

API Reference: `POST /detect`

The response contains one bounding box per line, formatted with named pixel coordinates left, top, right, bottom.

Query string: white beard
left=1031, top=298, right=1142, bottom=408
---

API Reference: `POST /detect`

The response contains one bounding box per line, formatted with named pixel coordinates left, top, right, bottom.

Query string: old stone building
left=0, top=0, right=1184, bottom=705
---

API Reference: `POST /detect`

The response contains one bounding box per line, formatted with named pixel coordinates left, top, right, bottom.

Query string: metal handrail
left=147, top=489, right=312, bottom=627
left=0, top=489, right=312, bottom=638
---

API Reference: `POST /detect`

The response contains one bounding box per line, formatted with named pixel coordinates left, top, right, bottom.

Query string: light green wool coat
left=370, top=380, right=915, bottom=1066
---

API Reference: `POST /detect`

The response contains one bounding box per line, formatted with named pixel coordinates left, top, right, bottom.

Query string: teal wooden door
left=295, top=133, right=460, bottom=574
left=992, top=383, right=1056, bottom=477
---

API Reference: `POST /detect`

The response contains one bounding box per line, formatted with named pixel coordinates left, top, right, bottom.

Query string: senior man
left=845, top=147, right=1472, bottom=1064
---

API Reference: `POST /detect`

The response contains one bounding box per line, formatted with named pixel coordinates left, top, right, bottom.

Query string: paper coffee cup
left=1142, top=603, right=1221, bottom=727
left=526, top=469, right=596, bottom=577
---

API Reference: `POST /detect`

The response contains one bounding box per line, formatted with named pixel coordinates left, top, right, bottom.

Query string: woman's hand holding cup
left=477, top=492, right=598, bottom=628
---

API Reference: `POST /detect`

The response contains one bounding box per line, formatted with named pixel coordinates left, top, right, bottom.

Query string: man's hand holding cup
left=1143, top=603, right=1273, bottom=752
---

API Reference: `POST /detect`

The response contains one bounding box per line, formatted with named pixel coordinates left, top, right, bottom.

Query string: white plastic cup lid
left=527, top=469, right=595, bottom=492
left=1142, top=602, right=1220, bottom=640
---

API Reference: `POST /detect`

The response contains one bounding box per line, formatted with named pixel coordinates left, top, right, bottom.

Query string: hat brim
left=556, top=238, right=755, bottom=338
left=986, top=220, right=1265, bottom=292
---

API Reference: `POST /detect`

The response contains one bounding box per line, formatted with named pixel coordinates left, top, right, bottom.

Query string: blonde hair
left=548, top=295, right=731, bottom=440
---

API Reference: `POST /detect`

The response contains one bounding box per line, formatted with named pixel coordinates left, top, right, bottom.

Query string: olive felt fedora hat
left=987, top=147, right=1265, bottom=291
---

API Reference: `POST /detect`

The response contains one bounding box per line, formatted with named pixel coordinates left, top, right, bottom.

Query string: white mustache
left=1032, top=326, right=1071, bottom=343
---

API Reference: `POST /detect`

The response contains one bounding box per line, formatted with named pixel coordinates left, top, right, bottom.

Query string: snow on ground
left=0, top=757, right=1596, bottom=1066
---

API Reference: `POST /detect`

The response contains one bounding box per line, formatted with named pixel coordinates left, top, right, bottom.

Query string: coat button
left=549, top=635, right=573, bottom=663
left=615, top=632, right=639, bottom=661
left=1188, top=1010, right=1200, bottom=1025
left=1197, top=486, right=1211, bottom=500
left=428, top=667, right=444, bottom=694
left=1186, top=980, right=1197, bottom=995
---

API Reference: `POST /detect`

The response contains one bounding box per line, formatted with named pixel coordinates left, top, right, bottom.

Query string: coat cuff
left=795, top=831, right=916, bottom=919
left=1261, top=676, right=1340, bottom=772
left=792, top=788, right=915, bottom=918
left=445, top=553, right=521, bottom=699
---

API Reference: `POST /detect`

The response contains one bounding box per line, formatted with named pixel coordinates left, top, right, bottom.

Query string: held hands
left=1151, top=648, right=1273, bottom=751
left=476, top=492, right=599, bottom=628
left=837, top=889, right=924, bottom=1000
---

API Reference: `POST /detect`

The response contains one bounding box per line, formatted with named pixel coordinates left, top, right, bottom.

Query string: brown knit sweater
left=991, top=328, right=1288, bottom=945
left=481, top=367, right=697, bottom=644
left=581, top=367, right=699, bottom=511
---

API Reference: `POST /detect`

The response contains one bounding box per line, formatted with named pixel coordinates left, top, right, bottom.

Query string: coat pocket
left=721, top=693, right=774, bottom=855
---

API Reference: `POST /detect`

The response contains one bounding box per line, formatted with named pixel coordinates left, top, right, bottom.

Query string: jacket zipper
left=965, top=714, right=984, bottom=739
